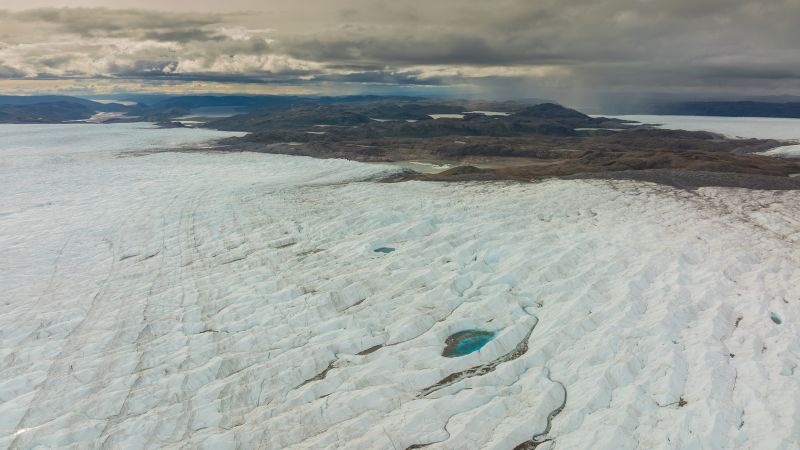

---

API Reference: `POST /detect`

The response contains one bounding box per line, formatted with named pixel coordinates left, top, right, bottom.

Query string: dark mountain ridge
left=0, top=101, right=96, bottom=123
left=0, top=95, right=127, bottom=111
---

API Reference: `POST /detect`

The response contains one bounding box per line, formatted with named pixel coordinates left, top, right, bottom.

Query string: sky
left=1, top=0, right=799, bottom=108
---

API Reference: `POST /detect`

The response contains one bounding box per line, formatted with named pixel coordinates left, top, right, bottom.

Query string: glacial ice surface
left=2, top=124, right=800, bottom=449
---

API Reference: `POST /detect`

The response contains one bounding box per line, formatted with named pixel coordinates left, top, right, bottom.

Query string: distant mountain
left=0, top=95, right=581, bottom=126
left=134, top=94, right=422, bottom=111
left=654, top=101, right=800, bottom=118
left=514, top=103, right=590, bottom=120
left=145, top=95, right=297, bottom=110
left=0, top=95, right=139, bottom=123
left=0, top=95, right=127, bottom=112
left=0, top=101, right=96, bottom=123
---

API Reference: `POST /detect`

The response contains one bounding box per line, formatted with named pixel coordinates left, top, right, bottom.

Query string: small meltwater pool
left=442, top=329, right=496, bottom=357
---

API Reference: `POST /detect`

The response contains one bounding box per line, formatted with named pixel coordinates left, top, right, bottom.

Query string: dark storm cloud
left=277, top=0, right=800, bottom=67
left=281, top=32, right=566, bottom=67
left=0, top=65, right=27, bottom=78
left=9, top=8, right=223, bottom=37
left=142, top=30, right=226, bottom=43
left=1, top=0, right=799, bottom=102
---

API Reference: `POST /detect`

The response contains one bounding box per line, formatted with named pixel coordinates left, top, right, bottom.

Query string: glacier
left=1, top=123, right=800, bottom=449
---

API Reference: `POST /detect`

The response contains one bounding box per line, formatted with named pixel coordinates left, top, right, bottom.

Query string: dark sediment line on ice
left=418, top=323, right=536, bottom=398
left=357, top=345, right=383, bottom=355
left=297, top=360, right=336, bottom=388
left=512, top=369, right=567, bottom=449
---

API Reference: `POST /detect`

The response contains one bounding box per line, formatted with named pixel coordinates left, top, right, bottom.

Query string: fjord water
left=2, top=123, right=800, bottom=449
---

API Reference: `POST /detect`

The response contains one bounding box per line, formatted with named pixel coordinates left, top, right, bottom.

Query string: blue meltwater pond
left=442, top=330, right=496, bottom=357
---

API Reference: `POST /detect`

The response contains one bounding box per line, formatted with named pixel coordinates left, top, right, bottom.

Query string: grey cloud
left=0, top=1, right=799, bottom=104
left=0, top=65, right=26, bottom=77
left=11, top=8, right=223, bottom=36
left=142, top=30, right=225, bottom=43
left=279, top=0, right=800, bottom=67
left=310, top=70, right=443, bottom=86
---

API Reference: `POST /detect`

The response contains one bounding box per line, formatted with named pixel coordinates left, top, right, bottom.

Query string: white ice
left=762, top=145, right=800, bottom=159
left=2, top=123, right=800, bottom=449
left=429, top=114, right=465, bottom=119
left=91, top=100, right=138, bottom=107
left=462, top=111, right=511, bottom=117
left=429, top=112, right=510, bottom=120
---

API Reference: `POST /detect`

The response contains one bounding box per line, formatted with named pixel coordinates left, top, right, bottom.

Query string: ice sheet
left=2, top=124, right=800, bottom=449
